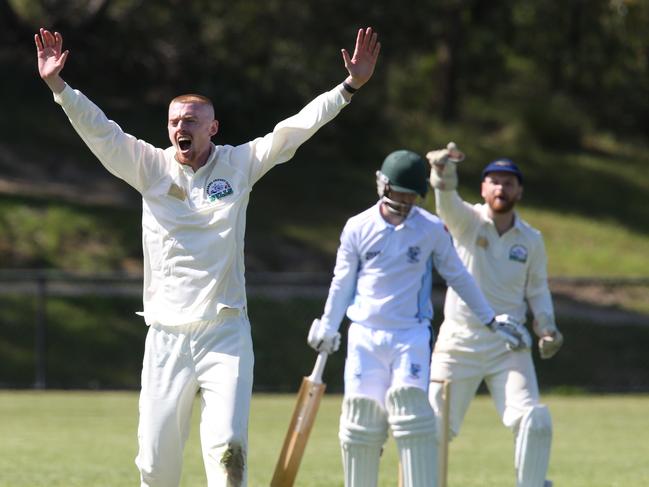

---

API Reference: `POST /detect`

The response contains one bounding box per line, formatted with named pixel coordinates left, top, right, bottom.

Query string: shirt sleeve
left=54, top=85, right=167, bottom=194
left=526, top=236, right=557, bottom=334
left=432, top=225, right=495, bottom=325
left=320, top=222, right=359, bottom=333
left=435, top=189, right=482, bottom=240
left=231, top=86, right=349, bottom=185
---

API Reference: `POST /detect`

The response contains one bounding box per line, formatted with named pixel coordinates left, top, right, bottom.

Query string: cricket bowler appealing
left=35, top=27, right=380, bottom=487
left=427, top=143, right=565, bottom=487
left=308, top=150, right=530, bottom=487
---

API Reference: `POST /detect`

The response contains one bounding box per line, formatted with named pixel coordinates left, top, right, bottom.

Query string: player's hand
left=427, top=142, right=463, bottom=191
left=341, top=27, right=381, bottom=90
left=426, top=142, right=465, bottom=169
left=487, top=314, right=532, bottom=351
left=307, top=319, right=341, bottom=354
left=35, top=28, right=68, bottom=93
left=538, top=330, right=564, bottom=359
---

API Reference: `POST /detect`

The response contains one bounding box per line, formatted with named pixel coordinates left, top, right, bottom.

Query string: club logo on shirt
left=365, top=250, right=380, bottom=261
left=206, top=178, right=233, bottom=201
left=409, top=363, right=421, bottom=379
left=407, top=246, right=421, bottom=263
left=509, top=244, right=528, bottom=263
left=476, top=235, right=489, bottom=249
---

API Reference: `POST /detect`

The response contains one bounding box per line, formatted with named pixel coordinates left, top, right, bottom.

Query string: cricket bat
left=270, top=351, right=328, bottom=487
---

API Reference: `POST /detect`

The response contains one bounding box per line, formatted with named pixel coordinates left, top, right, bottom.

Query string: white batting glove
left=307, top=318, right=341, bottom=354
left=486, top=314, right=532, bottom=351
left=426, top=142, right=464, bottom=191
left=538, top=330, right=564, bottom=359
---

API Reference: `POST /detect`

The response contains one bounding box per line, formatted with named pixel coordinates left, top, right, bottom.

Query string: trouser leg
left=195, top=313, right=254, bottom=487
left=136, top=325, right=198, bottom=487
left=486, top=350, right=551, bottom=487
left=428, top=375, right=482, bottom=440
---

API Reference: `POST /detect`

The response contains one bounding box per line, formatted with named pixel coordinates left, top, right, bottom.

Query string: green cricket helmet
left=376, top=150, right=428, bottom=217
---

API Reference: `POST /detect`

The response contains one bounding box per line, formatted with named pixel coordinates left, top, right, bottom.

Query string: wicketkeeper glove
left=486, top=314, right=532, bottom=351
left=307, top=318, right=341, bottom=354
left=538, top=330, right=564, bottom=359
left=533, top=315, right=564, bottom=359
left=426, top=142, right=465, bottom=191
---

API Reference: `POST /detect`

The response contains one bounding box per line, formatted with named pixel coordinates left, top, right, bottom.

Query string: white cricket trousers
left=429, top=321, right=540, bottom=437
left=135, top=309, right=254, bottom=487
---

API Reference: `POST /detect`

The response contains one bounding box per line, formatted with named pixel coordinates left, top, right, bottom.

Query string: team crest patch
left=206, top=178, right=233, bottom=201
left=509, top=244, right=528, bottom=263
left=409, top=363, right=421, bottom=379
left=407, top=246, right=421, bottom=263
left=365, top=250, right=380, bottom=261
left=476, top=236, right=489, bottom=249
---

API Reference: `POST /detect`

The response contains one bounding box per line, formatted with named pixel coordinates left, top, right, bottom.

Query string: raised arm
left=35, top=28, right=68, bottom=94
left=34, top=28, right=167, bottom=193
left=340, top=27, right=381, bottom=98
left=427, top=142, right=481, bottom=238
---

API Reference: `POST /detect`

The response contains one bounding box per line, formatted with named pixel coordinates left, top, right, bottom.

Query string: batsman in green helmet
left=375, top=149, right=429, bottom=221
left=308, top=150, right=521, bottom=487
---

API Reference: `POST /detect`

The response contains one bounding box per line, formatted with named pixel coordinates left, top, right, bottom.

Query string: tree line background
left=3, top=0, right=648, bottom=147
left=1, top=0, right=648, bottom=391
left=2, top=0, right=648, bottom=272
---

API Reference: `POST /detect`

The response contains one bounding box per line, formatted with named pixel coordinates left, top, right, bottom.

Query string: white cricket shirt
left=320, top=202, right=495, bottom=332
left=435, top=190, right=555, bottom=330
left=54, top=84, right=349, bottom=326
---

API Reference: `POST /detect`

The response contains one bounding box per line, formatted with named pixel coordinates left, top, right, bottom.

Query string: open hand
left=35, top=28, right=68, bottom=93
left=341, top=27, right=381, bottom=89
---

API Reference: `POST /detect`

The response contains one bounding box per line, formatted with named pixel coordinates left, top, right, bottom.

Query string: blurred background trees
left=3, top=0, right=647, bottom=137
left=1, top=0, right=648, bottom=390
left=1, top=0, right=648, bottom=275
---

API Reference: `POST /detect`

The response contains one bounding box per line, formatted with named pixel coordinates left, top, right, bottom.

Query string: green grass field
left=1, top=392, right=648, bottom=486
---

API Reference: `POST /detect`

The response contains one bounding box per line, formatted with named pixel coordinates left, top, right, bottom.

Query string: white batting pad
left=515, top=405, right=552, bottom=487
left=386, top=386, right=438, bottom=487
left=339, top=396, right=389, bottom=487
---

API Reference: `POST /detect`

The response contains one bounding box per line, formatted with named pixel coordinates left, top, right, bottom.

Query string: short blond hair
left=170, top=94, right=213, bottom=109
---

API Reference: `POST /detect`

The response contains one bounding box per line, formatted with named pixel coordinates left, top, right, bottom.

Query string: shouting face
left=168, top=97, right=219, bottom=170
left=481, top=172, right=523, bottom=214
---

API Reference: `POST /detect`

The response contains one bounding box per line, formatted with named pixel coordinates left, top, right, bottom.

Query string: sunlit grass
left=1, top=392, right=648, bottom=486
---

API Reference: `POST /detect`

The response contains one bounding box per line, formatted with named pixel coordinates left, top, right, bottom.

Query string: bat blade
left=270, top=376, right=326, bottom=487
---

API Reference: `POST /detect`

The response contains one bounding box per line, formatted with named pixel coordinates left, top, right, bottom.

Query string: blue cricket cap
left=481, top=158, right=523, bottom=183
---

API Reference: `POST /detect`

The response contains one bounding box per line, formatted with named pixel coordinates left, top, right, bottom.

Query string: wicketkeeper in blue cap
left=428, top=143, right=564, bottom=487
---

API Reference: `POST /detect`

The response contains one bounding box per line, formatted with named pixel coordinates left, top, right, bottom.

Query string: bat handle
left=307, top=351, right=328, bottom=384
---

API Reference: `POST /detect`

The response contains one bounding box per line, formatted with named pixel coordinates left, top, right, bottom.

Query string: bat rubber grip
left=307, top=351, right=328, bottom=384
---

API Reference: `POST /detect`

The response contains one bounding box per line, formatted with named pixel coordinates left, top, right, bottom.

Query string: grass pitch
left=0, top=391, right=648, bottom=486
